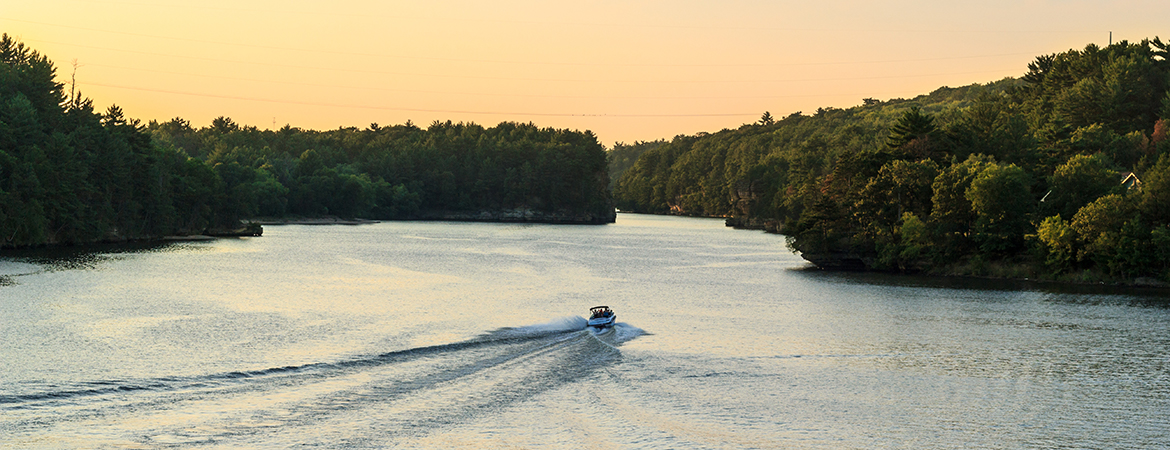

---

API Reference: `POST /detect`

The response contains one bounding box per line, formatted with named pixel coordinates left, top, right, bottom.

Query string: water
left=2, top=214, right=1168, bottom=448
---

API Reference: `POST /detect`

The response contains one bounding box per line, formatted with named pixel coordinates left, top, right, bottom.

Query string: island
left=0, top=35, right=614, bottom=249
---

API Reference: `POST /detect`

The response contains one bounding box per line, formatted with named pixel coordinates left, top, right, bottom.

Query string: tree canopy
left=0, top=35, right=614, bottom=248
left=613, top=38, right=1170, bottom=283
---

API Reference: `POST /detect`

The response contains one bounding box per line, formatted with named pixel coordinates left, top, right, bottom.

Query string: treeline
left=0, top=35, right=612, bottom=248
left=614, top=38, right=1170, bottom=283
left=0, top=35, right=230, bottom=247
left=149, top=118, right=614, bottom=223
left=606, top=140, right=665, bottom=191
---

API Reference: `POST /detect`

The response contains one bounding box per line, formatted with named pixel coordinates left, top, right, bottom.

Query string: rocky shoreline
left=724, top=216, right=783, bottom=234
left=250, top=217, right=379, bottom=226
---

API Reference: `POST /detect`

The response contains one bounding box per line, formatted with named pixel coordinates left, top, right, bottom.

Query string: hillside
left=613, top=39, right=1170, bottom=283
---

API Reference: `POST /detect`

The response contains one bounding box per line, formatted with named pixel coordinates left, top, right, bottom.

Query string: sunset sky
left=3, top=0, right=1167, bottom=145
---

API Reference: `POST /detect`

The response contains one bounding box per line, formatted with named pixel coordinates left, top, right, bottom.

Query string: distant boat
left=587, top=305, right=616, bottom=329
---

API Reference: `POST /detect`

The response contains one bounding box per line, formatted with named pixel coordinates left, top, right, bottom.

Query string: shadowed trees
left=613, top=37, right=1170, bottom=282
left=0, top=35, right=614, bottom=248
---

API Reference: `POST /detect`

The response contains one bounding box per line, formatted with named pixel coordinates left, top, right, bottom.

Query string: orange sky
left=3, top=0, right=1167, bottom=145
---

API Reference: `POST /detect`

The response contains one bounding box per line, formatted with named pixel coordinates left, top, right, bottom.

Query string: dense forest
left=606, top=140, right=665, bottom=191
left=614, top=38, right=1170, bottom=283
left=0, top=35, right=613, bottom=248
left=147, top=118, right=614, bottom=224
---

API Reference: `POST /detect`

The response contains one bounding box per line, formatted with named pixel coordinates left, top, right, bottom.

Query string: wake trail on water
left=1, top=317, right=646, bottom=447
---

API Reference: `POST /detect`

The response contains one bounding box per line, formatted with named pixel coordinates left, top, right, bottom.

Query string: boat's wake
left=490, top=315, right=643, bottom=343
left=1, top=318, right=644, bottom=447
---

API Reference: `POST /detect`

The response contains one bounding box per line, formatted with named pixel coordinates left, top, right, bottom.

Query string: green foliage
left=0, top=33, right=228, bottom=246
left=612, top=37, right=1170, bottom=282
left=966, top=162, right=1034, bottom=255
left=1162, top=91, right=1170, bottom=120
left=0, top=36, right=613, bottom=248
left=946, top=93, right=1034, bottom=167
left=1070, top=194, right=1145, bottom=276
left=928, top=154, right=994, bottom=257
left=612, top=86, right=995, bottom=217
left=854, top=159, right=939, bottom=247
left=150, top=120, right=613, bottom=221
left=1152, top=226, right=1170, bottom=279
left=1018, top=40, right=1168, bottom=135
left=899, top=212, right=928, bottom=254
left=1036, top=215, right=1076, bottom=271
left=606, top=140, right=664, bottom=191
left=1043, top=153, right=1119, bottom=220
left=1139, top=152, right=1170, bottom=226
left=789, top=193, right=847, bottom=255
left=886, top=107, right=938, bottom=150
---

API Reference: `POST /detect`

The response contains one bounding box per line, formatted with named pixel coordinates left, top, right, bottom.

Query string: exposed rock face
left=206, top=222, right=264, bottom=237
left=724, top=216, right=783, bottom=233
left=725, top=179, right=782, bottom=233
left=414, top=207, right=616, bottom=224
left=731, top=179, right=762, bottom=217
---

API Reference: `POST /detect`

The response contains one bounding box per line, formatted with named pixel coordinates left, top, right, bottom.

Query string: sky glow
left=3, top=0, right=1166, bottom=145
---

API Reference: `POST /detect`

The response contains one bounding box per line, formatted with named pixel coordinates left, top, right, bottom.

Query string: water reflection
left=2, top=218, right=1168, bottom=448
left=1, top=240, right=215, bottom=275
left=790, top=265, right=1170, bottom=307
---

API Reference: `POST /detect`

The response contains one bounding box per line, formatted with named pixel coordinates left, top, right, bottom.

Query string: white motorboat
left=587, top=305, right=616, bottom=329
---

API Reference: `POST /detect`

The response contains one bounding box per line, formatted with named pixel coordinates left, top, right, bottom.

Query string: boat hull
left=587, top=315, right=616, bottom=328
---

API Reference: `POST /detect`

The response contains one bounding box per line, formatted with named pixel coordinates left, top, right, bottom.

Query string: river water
left=1, top=214, right=1168, bottom=448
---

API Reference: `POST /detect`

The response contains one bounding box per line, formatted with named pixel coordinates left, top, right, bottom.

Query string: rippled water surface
left=2, top=214, right=1168, bottom=448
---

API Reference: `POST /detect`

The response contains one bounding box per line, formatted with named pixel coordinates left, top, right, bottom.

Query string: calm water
left=2, top=214, right=1168, bottom=448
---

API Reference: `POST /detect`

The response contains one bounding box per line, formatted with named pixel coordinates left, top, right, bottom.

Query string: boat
left=587, top=305, right=616, bottom=329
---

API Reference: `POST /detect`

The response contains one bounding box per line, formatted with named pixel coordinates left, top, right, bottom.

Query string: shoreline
left=251, top=208, right=617, bottom=226
left=0, top=212, right=608, bottom=251
left=250, top=217, right=379, bottom=226
left=4, top=213, right=1168, bottom=291
left=705, top=213, right=1170, bottom=290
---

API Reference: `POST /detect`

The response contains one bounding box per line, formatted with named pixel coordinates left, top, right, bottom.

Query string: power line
left=79, top=81, right=761, bottom=117
left=4, top=17, right=1046, bottom=69
left=78, top=61, right=1022, bottom=97
left=32, top=38, right=1021, bottom=85
left=29, top=37, right=1024, bottom=84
